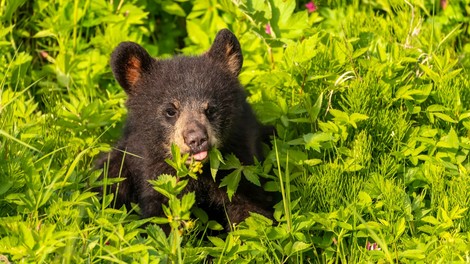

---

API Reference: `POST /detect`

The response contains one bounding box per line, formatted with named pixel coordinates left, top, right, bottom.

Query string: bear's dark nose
left=183, top=127, right=209, bottom=152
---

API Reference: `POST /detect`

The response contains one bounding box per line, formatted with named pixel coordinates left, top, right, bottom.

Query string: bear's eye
left=205, top=105, right=216, bottom=118
left=165, top=107, right=178, bottom=118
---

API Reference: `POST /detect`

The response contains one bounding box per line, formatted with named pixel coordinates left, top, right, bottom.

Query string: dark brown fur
left=98, top=29, right=274, bottom=227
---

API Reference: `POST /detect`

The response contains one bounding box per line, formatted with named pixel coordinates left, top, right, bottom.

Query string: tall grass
left=1, top=0, right=470, bottom=262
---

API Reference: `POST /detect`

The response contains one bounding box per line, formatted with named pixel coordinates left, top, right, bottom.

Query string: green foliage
left=1, top=0, right=470, bottom=263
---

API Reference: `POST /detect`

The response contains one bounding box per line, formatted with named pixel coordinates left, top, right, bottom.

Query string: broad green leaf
left=350, top=113, right=369, bottom=128
left=330, top=109, right=349, bottom=122
left=207, top=220, right=224, bottom=231
left=458, top=111, right=470, bottom=121
left=208, top=236, right=225, bottom=247
left=337, top=221, right=352, bottom=230
left=231, top=229, right=258, bottom=238
left=394, top=217, right=406, bottom=241
left=19, top=222, right=35, bottom=249
left=33, top=30, right=56, bottom=38
left=209, top=148, right=223, bottom=181
left=302, top=159, right=322, bottom=166
left=192, top=207, right=208, bottom=223
left=433, top=112, right=457, bottom=123
left=289, top=241, right=310, bottom=256
left=219, top=168, right=242, bottom=201
left=376, top=42, right=387, bottom=62
left=437, top=127, right=459, bottom=150
left=358, top=191, right=372, bottom=205
left=161, top=1, right=186, bottom=16
left=395, top=85, right=421, bottom=100
left=446, top=127, right=460, bottom=150
left=243, top=166, right=261, bottom=186
left=421, top=215, right=440, bottom=225
left=352, top=47, right=369, bottom=59
left=398, top=249, right=426, bottom=260
left=419, top=64, right=440, bottom=82
left=356, top=221, right=383, bottom=231
left=427, top=104, right=447, bottom=112
left=181, top=192, right=195, bottom=212
left=0, top=181, right=13, bottom=195
left=266, top=226, right=288, bottom=240
left=309, top=92, right=323, bottom=123
left=303, top=132, right=333, bottom=152
left=186, top=20, right=210, bottom=47
left=220, top=154, right=241, bottom=170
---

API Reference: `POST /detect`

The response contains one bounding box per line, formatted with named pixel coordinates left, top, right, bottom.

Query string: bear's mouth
left=191, top=150, right=208, bottom=161
left=185, top=150, right=209, bottom=164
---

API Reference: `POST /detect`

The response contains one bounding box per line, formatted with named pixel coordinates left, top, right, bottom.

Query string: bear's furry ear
left=110, top=42, right=153, bottom=95
left=206, top=29, right=243, bottom=76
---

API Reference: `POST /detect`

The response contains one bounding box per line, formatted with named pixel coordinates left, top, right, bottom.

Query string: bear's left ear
left=206, top=29, right=243, bottom=76
left=110, top=42, right=153, bottom=95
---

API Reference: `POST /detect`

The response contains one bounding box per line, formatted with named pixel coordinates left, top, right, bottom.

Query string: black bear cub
left=100, top=29, right=274, bottom=227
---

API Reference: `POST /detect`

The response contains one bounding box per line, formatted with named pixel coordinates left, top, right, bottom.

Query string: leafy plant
left=1, top=0, right=470, bottom=262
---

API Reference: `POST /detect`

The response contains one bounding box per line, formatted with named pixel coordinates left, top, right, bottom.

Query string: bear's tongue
left=192, top=151, right=208, bottom=161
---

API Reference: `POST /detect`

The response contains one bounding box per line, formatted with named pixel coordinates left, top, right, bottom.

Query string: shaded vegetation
left=1, top=0, right=470, bottom=262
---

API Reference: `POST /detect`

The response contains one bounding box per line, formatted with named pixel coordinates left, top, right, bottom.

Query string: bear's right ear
left=206, top=29, right=243, bottom=76
left=110, top=42, right=153, bottom=95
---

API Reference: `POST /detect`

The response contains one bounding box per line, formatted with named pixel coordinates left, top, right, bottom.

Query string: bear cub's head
left=110, top=29, right=248, bottom=163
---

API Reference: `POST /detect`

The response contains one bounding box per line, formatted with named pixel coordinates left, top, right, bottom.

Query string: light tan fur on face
left=164, top=101, right=220, bottom=158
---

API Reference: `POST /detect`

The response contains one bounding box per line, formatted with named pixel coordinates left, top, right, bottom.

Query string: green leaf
left=437, top=127, right=459, bottom=150
left=289, top=241, right=310, bottom=256
left=219, top=168, right=242, bottom=201
left=161, top=1, right=186, bottom=16
left=150, top=174, right=188, bottom=198
left=243, top=166, right=261, bottom=186
left=376, top=42, right=387, bottom=62
left=337, top=221, right=352, bottom=230
left=356, top=221, right=383, bottom=231
left=19, top=222, right=35, bottom=249
left=285, top=35, right=320, bottom=65
left=427, top=104, right=447, bottom=112
left=0, top=181, right=13, bottom=196
left=221, top=154, right=241, bottom=170
left=358, top=191, right=372, bottom=206
left=433, top=112, right=457, bottom=123
left=231, top=229, right=258, bottom=238
left=394, top=217, right=406, bottom=241
left=395, top=85, right=421, bottom=101
left=186, top=20, right=210, bottom=47
left=352, top=47, right=369, bottom=59
left=446, top=127, right=460, bottom=150
left=266, top=226, right=288, bottom=240
left=309, top=92, right=323, bottom=123
left=208, top=236, right=225, bottom=247
left=303, top=132, right=333, bottom=152
left=33, top=30, right=56, bottom=38
left=254, top=101, right=283, bottom=123
left=419, top=64, right=440, bottom=82
left=181, top=192, right=195, bottom=213
left=421, top=215, right=440, bottom=225
left=458, top=111, right=470, bottom=121
left=207, top=220, right=224, bottom=231
left=1, top=0, right=27, bottom=21
left=329, top=109, right=349, bottom=121
left=192, top=207, right=208, bottom=223
left=209, top=148, right=223, bottom=181
left=302, top=159, right=322, bottom=166
left=398, top=249, right=426, bottom=260
left=349, top=113, right=369, bottom=128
